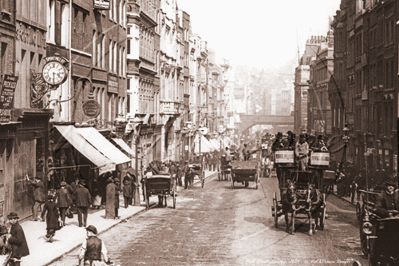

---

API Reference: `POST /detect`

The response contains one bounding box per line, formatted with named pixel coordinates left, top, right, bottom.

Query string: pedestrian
left=92, top=179, right=103, bottom=209
left=41, top=194, right=61, bottom=243
left=56, top=181, right=71, bottom=227
left=68, top=175, right=80, bottom=195
left=184, top=163, right=194, bottom=190
left=114, top=178, right=121, bottom=219
left=78, top=225, right=112, bottom=266
left=105, top=178, right=116, bottom=219
left=176, top=162, right=183, bottom=187
left=7, top=212, right=29, bottom=266
left=122, top=174, right=133, bottom=208
left=72, top=179, right=92, bottom=227
left=26, top=173, right=46, bottom=221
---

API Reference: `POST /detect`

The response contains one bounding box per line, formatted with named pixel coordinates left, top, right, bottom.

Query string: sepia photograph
left=0, top=0, right=397, bottom=265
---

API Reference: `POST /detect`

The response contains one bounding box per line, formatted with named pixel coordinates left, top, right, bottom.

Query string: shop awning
left=76, top=127, right=131, bottom=165
left=112, top=138, right=134, bottom=157
left=194, top=135, right=215, bottom=154
left=55, top=125, right=115, bottom=175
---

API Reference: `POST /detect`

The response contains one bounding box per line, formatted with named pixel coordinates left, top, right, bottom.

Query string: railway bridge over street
left=235, top=114, right=294, bottom=134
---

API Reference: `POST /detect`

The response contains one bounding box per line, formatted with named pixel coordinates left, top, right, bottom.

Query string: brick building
left=331, top=0, right=398, bottom=180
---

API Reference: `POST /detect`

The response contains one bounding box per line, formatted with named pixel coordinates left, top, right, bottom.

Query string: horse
left=283, top=180, right=315, bottom=235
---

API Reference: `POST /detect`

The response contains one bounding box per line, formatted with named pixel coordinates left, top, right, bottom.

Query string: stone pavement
left=19, top=170, right=216, bottom=266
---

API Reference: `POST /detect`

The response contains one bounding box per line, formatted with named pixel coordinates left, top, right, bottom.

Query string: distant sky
left=177, top=0, right=341, bottom=71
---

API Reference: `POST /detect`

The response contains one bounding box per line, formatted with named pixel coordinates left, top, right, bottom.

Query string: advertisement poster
left=275, top=150, right=294, bottom=164
left=0, top=75, right=18, bottom=122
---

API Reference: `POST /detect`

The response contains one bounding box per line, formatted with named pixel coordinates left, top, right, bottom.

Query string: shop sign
left=82, top=99, right=101, bottom=117
left=108, top=75, right=118, bottom=94
left=0, top=75, right=18, bottom=109
left=0, top=75, right=18, bottom=122
left=94, top=0, right=110, bottom=10
left=275, top=150, right=294, bottom=164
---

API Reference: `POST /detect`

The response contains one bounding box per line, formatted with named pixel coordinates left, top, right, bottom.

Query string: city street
left=50, top=175, right=367, bottom=266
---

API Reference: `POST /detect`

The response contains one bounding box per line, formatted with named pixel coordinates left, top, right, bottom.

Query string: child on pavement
left=78, top=225, right=112, bottom=266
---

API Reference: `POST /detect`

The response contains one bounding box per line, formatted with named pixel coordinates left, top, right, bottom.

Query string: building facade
left=331, top=0, right=398, bottom=181
left=308, top=32, right=334, bottom=137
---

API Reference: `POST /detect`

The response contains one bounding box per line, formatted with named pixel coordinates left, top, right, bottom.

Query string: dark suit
left=72, top=185, right=92, bottom=227
left=8, top=222, right=29, bottom=263
left=56, top=187, right=71, bottom=224
left=375, top=190, right=399, bottom=218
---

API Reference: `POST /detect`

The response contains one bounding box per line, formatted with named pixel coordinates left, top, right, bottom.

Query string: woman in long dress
left=41, top=194, right=60, bottom=243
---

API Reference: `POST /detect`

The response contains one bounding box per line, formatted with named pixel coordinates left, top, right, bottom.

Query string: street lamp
left=132, top=117, right=143, bottom=206
left=342, top=124, right=350, bottom=145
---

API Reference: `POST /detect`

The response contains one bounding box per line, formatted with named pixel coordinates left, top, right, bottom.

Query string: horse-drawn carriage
left=356, top=189, right=399, bottom=266
left=143, top=174, right=177, bottom=209
left=230, top=160, right=259, bottom=189
left=271, top=149, right=330, bottom=235
left=187, top=163, right=205, bottom=188
left=218, top=154, right=232, bottom=181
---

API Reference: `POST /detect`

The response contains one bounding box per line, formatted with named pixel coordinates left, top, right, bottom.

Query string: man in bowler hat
left=79, top=225, right=112, bottom=266
left=72, top=179, right=92, bottom=227
left=26, top=173, right=46, bottom=221
left=375, top=177, right=399, bottom=218
left=57, top=181, right=71, bottom=226
left=7, top=212, right=29, bottom=266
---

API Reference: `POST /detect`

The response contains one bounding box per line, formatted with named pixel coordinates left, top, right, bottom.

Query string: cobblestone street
left=51, top=175, right=367, bottom=266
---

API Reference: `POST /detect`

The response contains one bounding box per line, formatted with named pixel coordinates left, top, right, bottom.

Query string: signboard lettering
left=275, top=150, right=294, bottom=164
left=0, top=75, right=18, bottom=122
left=108, top=75, right=118, bottom=94
left=94, top=0, right=110, bottom=10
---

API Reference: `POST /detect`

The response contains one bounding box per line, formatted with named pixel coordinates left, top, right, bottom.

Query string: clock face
left=42, top=61, right=67, bottom=85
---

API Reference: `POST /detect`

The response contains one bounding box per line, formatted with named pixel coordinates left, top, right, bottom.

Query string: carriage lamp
left=342, top=124, right=350, bottom=145
left=362, top=221, right=373, bottom=235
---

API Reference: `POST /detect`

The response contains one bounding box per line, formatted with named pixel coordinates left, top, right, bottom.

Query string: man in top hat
left=7, top=212, right=29, bottom=266
left=78, top=225, right=112, bottom=266
left=375, top=177, right=399, bottom=218
left=26, top=173, right=46, bottom=221
left=57, top=181, right=72, bottom=226
left=295, top=132, right=309, bottom=171
left=72, top=179, right=92, bottom=227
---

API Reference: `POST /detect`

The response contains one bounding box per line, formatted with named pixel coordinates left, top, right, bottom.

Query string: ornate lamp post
left=132, top=117, right=143, bottom=206
left=341, top=124, right=350, bottom=170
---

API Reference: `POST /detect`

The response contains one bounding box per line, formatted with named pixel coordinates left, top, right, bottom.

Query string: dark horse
left=282, top=181, right=317, bottom=235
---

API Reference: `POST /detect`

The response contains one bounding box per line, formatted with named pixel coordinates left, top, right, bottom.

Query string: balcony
left=160, top=100, right=180, bottom=115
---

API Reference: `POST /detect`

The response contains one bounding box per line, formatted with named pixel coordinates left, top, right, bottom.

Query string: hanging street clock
left=41, top=55, right=69, bottom=88
left=42, top=61, right=68, bottom=86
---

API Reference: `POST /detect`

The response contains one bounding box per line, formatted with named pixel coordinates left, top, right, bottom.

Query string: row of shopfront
left=0, top=109, right=138, bottom=221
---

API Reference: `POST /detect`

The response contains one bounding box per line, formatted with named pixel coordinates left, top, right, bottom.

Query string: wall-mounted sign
left=0, top=75, right=18, bottom=109
left=94, top=0, right=110, bottom=10
left=108, top=74, right=118, bottom=94
left=83, top=99, right=101, bottom=118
